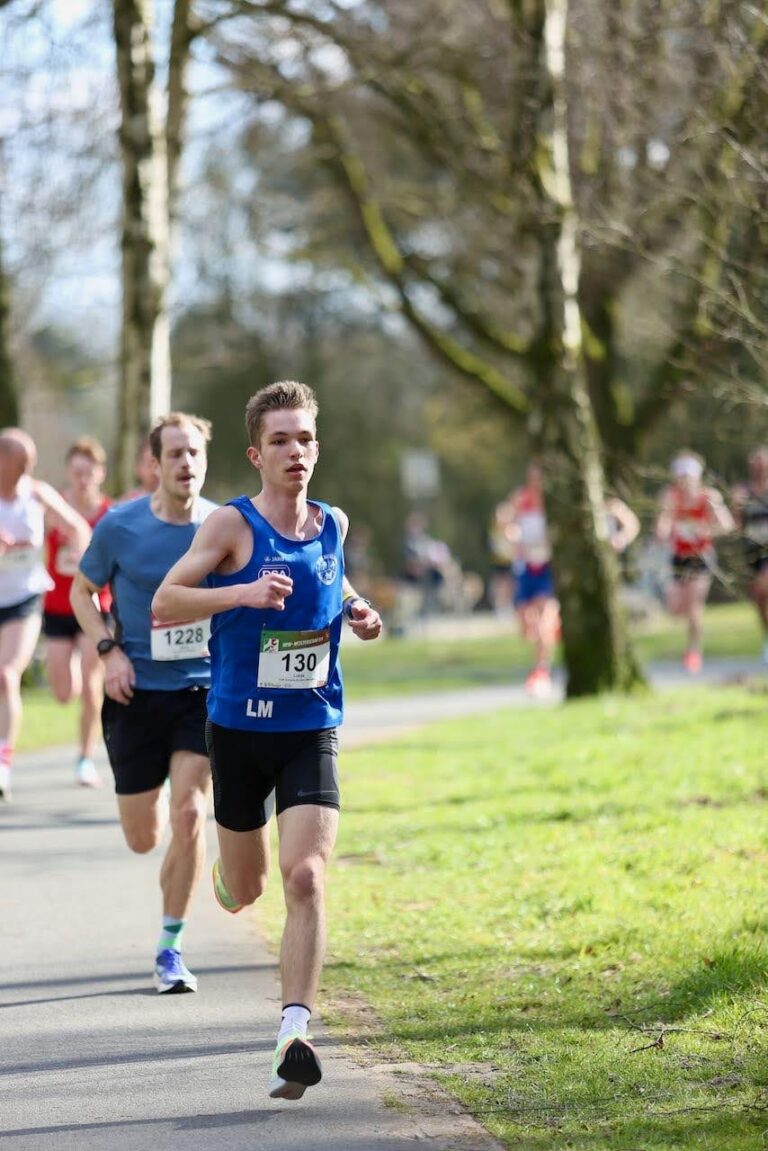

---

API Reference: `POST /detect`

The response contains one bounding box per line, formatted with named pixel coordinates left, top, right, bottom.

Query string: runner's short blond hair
left=245, top=381, right=318, bottom=446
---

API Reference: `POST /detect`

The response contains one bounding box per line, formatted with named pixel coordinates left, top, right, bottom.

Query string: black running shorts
left=0, top=594, right=41, bottom=627
left=102, top=686, right=209, bottom=795
left=671, top=554, right=710, bottom=581
left=43, top=610, right=113, bottom=640
left=206, top=723, right=340, bottom=832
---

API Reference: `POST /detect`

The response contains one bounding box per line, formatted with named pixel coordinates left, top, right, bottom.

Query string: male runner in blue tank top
left=153, top=380, right=382, bottom=1101
left=71, top=413, right=217, bottom=995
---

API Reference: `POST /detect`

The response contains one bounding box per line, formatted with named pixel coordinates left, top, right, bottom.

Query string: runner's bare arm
left=706, top=488, right=736, bottom=538
left=655, top=489, right=673, bottom=542
left=334, top=505, right=382, bottom=643
left=607, top=497, right=640, bottom=552
left=33, top=480, right=91, bottom=553
left=152, top=505, right=293, bottom=621
left=730, top=484, right=747, bottom=528
left=70, top=569, right=136, bottom=704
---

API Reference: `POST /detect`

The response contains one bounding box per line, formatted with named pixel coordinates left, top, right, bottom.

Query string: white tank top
left=0, top=477, right=53, bottom=608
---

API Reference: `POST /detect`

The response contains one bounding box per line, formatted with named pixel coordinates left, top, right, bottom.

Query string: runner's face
left=67, top=453, right=105, bottom=500
left=674, top=473, right=699, bottom=496
left=157, top=425, right=208, bottom=500
left=248, top=409, right=318, bottom=491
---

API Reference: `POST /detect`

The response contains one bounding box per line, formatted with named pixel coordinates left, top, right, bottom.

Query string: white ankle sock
left=278, top=1003, right=311, bottom=1042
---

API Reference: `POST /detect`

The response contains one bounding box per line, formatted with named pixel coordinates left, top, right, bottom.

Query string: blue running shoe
left=153, top=948, right=197, bottom=994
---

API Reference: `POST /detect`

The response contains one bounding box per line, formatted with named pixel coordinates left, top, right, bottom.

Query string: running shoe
left=75, top=757, right=102, bottom=789
left=153, top=948, right=198, bottom=994
left=0, top=761, right=10, bottom=801
left=212, top=857, right=243, bottom=914
left=268, top=1030, right=322, bottom=1101
left=682, top=650, right=702, bottom=675
left=525, top=668, right=552, bottom=697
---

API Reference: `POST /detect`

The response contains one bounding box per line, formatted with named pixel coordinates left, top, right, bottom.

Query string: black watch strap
left=96, top=637, right=121, bottom=657
left=343, top=596, right=372, bottom=620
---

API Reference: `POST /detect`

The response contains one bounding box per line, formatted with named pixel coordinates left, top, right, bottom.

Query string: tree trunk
left=535, top=0, right=643, bottom=695
left=112, top=0, right=170, bottom=491
left=536, top=354, right=643, bottom=695
left=0, top=232, right=18, bottom=427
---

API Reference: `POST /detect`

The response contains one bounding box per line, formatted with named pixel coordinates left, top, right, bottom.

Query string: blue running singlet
left=206, top=497, right=345, bottom=732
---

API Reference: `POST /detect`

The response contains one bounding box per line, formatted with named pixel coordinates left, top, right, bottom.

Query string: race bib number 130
left=257, top=629, right=330, bottom=689
left=151, top=616, right=211, bottom=661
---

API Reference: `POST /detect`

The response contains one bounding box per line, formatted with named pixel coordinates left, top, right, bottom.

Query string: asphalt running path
left=1, top=657, right=760, bottom=1150
left=0, top=691, right=519, bottom=1151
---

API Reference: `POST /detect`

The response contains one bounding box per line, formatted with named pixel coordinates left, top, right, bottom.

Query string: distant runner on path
left=0, top=430, right=91, bottom=800
left=509, top=462, right=560, bottom=697
left=43, top=437, right=113, bottom=789
left=70, top=413, right=217, bottom=995
left=656, top=450, right=734, bottom=674
left=153, top=380, right=383, bottom=1102
left=732, top=446, right=768, bottom=664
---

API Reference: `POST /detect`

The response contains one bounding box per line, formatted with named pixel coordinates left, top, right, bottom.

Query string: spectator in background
left=401, top=511, right=455, bottom=616
left=43, top=438, right=113, bottom=788
left=732, top=446, right=768, bottom=663
left=656, top=450, right=734, bottom=674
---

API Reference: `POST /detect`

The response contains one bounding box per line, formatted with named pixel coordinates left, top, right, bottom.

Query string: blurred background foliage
left=2, top=0, right=766, bottom=586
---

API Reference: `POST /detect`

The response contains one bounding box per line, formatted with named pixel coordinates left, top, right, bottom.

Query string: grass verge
left=340, top=602, right=764, bottom=699
left=255, top=684, right=768, bottom=1150
left=17, top=687, right=79, bottom=752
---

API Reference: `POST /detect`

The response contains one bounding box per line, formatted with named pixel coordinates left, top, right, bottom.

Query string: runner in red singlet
left=656, top=451, right=734, bottom=673
left=43, top=438, right=113, bottom=787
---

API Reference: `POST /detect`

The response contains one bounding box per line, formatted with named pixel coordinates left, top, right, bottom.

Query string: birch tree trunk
left=0, top=227, right=18, bottom=428
left=113, top=0, right=191, bottom=490
left=534, top=0, right=642, bottom=695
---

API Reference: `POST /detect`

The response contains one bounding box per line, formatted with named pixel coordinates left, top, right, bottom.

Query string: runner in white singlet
left=0, top=432, right=91, bottom=799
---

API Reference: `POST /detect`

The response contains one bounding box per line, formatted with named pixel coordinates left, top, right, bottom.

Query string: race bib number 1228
left=150, top=616, right=211, bottom=661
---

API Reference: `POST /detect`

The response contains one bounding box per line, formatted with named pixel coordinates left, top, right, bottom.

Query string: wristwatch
left=96, top=637, right=121, bottom=657
left=342, top=597, right=373, bottom=621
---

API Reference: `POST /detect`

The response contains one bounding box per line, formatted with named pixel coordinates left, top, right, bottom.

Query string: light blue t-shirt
left=79, top=495, right=217, bottom=691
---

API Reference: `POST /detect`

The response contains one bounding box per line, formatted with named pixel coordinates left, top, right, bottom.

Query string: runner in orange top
left=656, top=451, right=734, bottom=673
left=43, top=438, right=113, bottom=787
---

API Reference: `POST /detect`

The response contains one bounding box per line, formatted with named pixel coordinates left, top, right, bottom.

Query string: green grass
left=255, top=686, right=768, bottom=1149
left=633, top=602, right=762, bottom=665
left=17, top=604, right=763, bottom=738
left=17, top=686, right=79, bottom=752
left=340, top=602, right=764, bottom=699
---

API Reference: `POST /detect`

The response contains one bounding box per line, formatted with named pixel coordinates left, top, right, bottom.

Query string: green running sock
left=157, top=916, right=185, bottom=954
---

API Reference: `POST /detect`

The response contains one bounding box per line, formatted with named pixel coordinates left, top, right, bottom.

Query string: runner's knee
left=169, top=794, right=207, bottom=846
left=282, top=856, right=325, bottom=904
left=50, top=680, right=75, bottom=704
left=0, top=666, right=21, bottom=697
left=124, top=827, right=161, bottom=854
left=227, top=866, right=267, bottom=907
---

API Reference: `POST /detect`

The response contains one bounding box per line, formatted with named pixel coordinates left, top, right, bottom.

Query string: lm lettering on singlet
left=246, top=698, right=274, bottom=719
